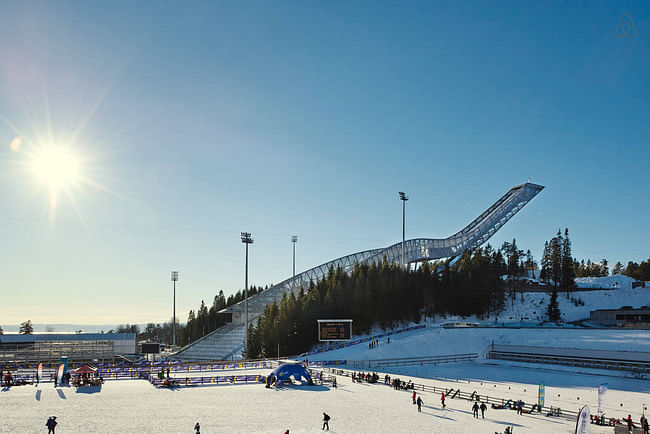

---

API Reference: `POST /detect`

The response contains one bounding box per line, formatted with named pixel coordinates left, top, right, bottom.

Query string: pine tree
left=550, top=230, right=562, bottom=288
left=546, top=290, right=561, bottom=323
left=19, top=320, right=34, bottom=334
left=560, top=228, right=576, bottom=297
left=612, top=262, right=623, bottom=275
left=540, top=241, right=551, bottom=283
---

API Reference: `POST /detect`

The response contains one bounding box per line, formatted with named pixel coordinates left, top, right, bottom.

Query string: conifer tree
left=612, top=262, right=623, bottom=275
left=540, top=241, right=550, bottom=282
left=546, top=290, right=561, bottom=323
left=550, top=230, right=562, bottom=288
left=560, top=228, right=576, bottom=296
left=19, top=320, right=34, bottom=334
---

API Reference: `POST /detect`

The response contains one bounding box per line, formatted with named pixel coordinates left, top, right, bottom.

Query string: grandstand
left=0, top=332, right=135, bottom=365
left=173, top=182, right=544, bottom=361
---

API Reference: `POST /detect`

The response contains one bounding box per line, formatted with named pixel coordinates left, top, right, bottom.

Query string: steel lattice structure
left=223, top=182, right=544, bottom=324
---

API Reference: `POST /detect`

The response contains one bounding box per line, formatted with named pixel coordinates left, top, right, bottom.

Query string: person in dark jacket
left=416, top=396, right=424, bottom=412
left=46, top=416, right=57, bottom=433
left=322, top=412, right=330, bottom=430
left=641, top=414, right=649, bottom=434
left=480, top=402, right=487, bottom=418
left=194, top=422, right=200, bottom=434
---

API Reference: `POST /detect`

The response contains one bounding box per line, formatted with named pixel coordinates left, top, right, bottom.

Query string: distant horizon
left=0, top=323, right=175, bottom=334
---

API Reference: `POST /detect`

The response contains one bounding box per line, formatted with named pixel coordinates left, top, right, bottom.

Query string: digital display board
left=141, top=343, right=161, bottom=354
left=318, top=320, right=352, bottom=342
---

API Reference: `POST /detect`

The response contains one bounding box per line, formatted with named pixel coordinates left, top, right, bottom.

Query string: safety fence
left=4, top=360, right=280, bottom=384
left=343, top=353, right=478, bottom=369
left=301, top=324, right=427, bottom=356
left=487, top=345, right=650, bottom=374
left=149, top=374, right=265, bottom=387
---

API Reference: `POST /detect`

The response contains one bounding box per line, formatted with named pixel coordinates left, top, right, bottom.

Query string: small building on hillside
left=589, top=307, right=650, bottom=328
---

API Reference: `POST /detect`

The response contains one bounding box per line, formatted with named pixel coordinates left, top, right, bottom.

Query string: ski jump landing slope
left=174, top=182, right=544, bottom=361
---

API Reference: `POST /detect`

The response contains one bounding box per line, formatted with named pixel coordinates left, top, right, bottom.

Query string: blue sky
left=1, top=1, right=648, bottom=327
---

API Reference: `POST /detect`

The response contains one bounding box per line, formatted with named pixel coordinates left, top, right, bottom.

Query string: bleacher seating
left=172, top=323, right=246, bottom=361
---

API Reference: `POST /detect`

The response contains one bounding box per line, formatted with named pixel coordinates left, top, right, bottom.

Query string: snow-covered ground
left=2, top=368, right=644, bottom=434
left=4, top=324, right=650, bottom=433
left=575, top=274, right=647, bottom=290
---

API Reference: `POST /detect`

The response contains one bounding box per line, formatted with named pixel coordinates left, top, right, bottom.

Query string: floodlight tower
left=399, top=192, right=408, bottom=268
left=291, top=235, right=298, bottom=291
left=241, top=232, right=254, bottom=356
left=171, top=271, right=179, bottom=347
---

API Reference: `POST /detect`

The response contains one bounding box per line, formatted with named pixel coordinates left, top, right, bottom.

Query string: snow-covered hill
left=575, top=274, right=645, bottom=289
left=494, top=275, right=648, bottom=324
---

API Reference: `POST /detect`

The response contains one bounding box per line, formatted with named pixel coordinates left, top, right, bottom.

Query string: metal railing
left=344, top=353, right=478, bottom=369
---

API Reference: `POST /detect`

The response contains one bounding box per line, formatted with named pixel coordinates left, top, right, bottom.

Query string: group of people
left=390, top=377, right=413, bottom=390
left=351, top=372, right=379, bottom=383
left=72, top=372, right=103, bottom=387
left=622, top=414, right=650, bottom=433
left=53, top=372, right=71, bottom=387
left=412, top=391, right=424, bottom=412
left=1, top=370, right=14, bottom=387
left=471, top=400, right=488, bottom=418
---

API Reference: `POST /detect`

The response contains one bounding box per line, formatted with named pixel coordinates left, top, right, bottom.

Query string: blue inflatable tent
left=266, top=363, right=313, bottom=387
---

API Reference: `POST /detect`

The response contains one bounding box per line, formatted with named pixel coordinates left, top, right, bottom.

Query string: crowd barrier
left=149, top=374, right=265, bottom=387
left=301, top=324, right=427, bottom=356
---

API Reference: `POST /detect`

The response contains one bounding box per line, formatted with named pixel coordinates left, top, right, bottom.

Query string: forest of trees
left=179, top=285, right=267, bottom=346
left=539, top=229, right=576, bottom=295
left=160, top=228, right=650, bottom=351
left=246, top=246, right=507, bottom=358
left=620, top=259, right=650, bottom=281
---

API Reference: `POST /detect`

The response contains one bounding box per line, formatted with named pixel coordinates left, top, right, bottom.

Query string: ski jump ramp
left=173, top=182, right=544, bottom=361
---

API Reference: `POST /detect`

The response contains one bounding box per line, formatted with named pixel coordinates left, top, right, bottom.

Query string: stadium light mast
left=399, top=192, right=408, bottom=268
left=241, top=232, right=254, bottom=357
left=171, top=271, right=179, bottom=347
left=291, top=235, right=298, bottom=291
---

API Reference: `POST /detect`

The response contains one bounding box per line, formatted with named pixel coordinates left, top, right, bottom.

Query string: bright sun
left=30, top=146, right=81, bottom=192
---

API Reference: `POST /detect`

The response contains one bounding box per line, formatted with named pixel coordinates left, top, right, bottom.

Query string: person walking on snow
left=412, top=391, right=417, bottom=404
left=416, top=396, right=424, bottom=412
left=194, top=422, right=200, bottom=434
left=472, top=402, right=480, bottom=418
left=322, top=412, right=330, bottom=430
left=441, top=392, right=446, bottom=408
left=46, top=416, right=57, bottom=434
left=480, top=402, right=487, bottom=419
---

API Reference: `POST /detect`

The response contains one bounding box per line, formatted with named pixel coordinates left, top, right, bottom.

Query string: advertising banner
left=575, top=405, right=590, bottom=434
left=597, top=384, right=608, bottom=417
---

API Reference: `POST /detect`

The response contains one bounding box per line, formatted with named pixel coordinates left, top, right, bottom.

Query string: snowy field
left=2, top=371, right=642, bottom=434
left=4, top=325, right=650, bottom=433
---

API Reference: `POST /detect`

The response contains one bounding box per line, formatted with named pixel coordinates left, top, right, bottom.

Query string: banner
left=575, top=405, right=590, bottom=434
left=597, top=384, right=607, bottom=417
left=56, top=364, right=64, bottom=386
left=538, top=382, right=545, bottom=407
left=37, top=363, right=43, bottom=384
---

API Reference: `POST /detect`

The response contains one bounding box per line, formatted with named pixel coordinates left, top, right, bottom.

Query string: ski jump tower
left=173, top=182, right=544, bottom=361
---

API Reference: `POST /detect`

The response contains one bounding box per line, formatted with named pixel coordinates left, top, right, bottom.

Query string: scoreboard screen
left=318, top=320, right=352, bottom=342
left=141, top=343, right=161, bottom=354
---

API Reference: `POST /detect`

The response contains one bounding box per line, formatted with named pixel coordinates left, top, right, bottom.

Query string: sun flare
left=30, top=146, right=81, bottom=192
